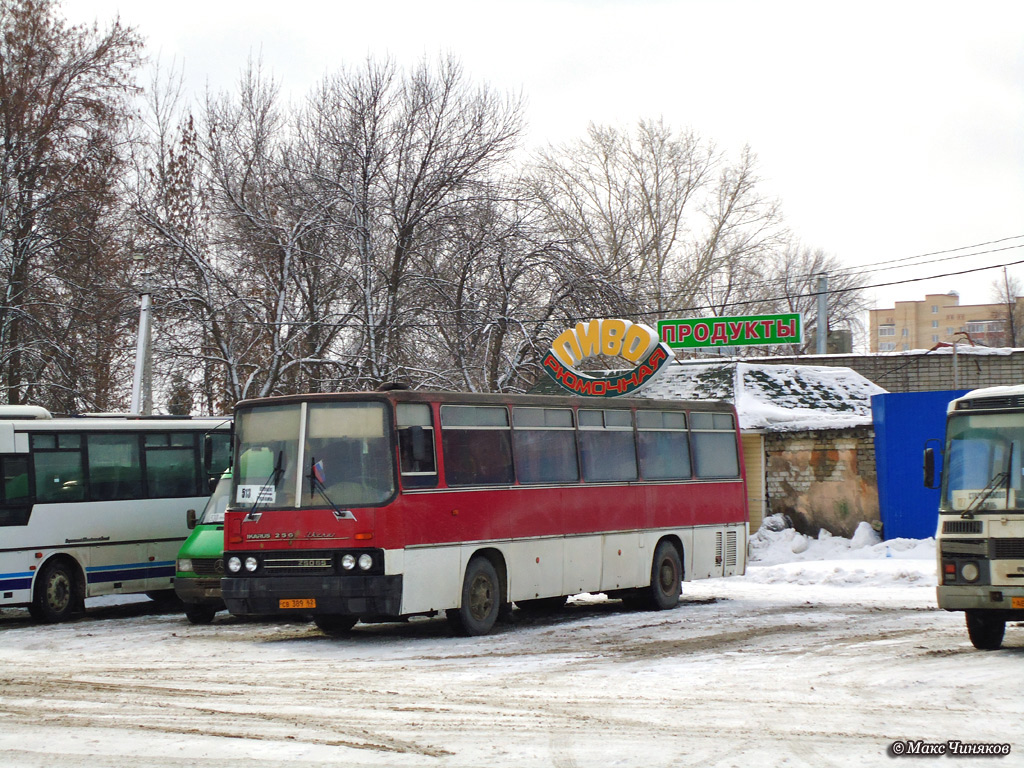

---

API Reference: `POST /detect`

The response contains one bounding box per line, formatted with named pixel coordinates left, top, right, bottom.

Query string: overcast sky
left=63, top=0, right=1024, bottom=312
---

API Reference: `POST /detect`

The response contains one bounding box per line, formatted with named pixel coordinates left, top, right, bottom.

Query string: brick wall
left=764, top=425, right=878, bottom=537
left=759, top=349, right=1024, bottom=393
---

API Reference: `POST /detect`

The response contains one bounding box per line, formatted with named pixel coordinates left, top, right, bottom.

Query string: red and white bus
left=221, top=390, right=748, bottom=635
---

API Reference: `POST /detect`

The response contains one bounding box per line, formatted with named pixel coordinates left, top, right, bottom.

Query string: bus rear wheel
left=448, top=557, right=502, bottom=636
left=645, top=541, right=682, bottom=611
left=965, top=611, right=1005, bottom=650
left=30, top=560, right=79, bottom=623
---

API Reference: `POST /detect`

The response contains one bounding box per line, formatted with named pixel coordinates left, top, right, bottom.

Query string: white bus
left=928, top=385, right=1024, bottom=649
left=0, top=407, right=231, bottom=622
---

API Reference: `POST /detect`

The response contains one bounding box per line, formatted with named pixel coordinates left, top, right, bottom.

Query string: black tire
left=515, top=595, right=568, bottom=614
left=447, top=557, right=502, bottom=636
left=147, top=590, right=183, bottom=608
left=30, top=559, right=79, bottom=623
left=966, top=611, right=1005, bottom=650
left=645, top=540, right=682, bottom=611
left=314, top=614, right=358, bottom=636
left=184, top=604, right=218, bottom=625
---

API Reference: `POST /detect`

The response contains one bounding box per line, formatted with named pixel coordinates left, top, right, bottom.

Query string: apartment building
left=868, top=292, right=1023, bottom=352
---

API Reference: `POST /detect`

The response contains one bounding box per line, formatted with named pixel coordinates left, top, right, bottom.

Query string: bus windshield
left=199, top=473, right=232, bottom=525
left=942, top=412, right=1024, bottom=512
left=234, top=401, right=395, bottom=509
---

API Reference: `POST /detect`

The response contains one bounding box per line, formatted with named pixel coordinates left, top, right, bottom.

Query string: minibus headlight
left=227, top=556, right=242, bottom=573
left=961, top=562, right=980, bottom=582
left=244, top=556, right=259, bottom=573
left=177, top=558, right=193, bottom=573
left=358, top=553, right=373, bottom=571
left=341, top=554, right=356, bottom=570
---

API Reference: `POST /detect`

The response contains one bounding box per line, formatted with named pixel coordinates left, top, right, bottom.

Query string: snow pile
left=745, top=515, right=936, bottom=588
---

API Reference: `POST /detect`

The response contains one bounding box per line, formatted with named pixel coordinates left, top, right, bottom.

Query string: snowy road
left=0, top=536, right=1021, bottom=768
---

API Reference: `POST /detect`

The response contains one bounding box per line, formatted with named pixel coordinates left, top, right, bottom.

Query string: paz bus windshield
left=942, top=412, right=1024, bottom=512
left=233, top=401, right=395, bottom=509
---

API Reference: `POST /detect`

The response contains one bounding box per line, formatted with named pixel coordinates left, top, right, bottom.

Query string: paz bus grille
left=992, top=539, right=1024, bottom=559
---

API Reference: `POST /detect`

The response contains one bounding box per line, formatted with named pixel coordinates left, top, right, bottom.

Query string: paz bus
left=0, top=407, right=231, bottom=622
left=222, top=390, right=748, bottom=636
left=927, top=385, right=1024, bottom=649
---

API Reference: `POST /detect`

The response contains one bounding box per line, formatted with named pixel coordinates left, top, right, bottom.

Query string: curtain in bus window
left=514, top=430, right=579, bottom=484
left=88, top=434, right=144, bottom=500
left=579, top=431, right=638, bottom=482
left=637, top=431, right=691, bottom=479
left=34, top=449, right=86, bottom=503
left=691, top=432, right=740, bottom=478
left=442, top=430, right=514, bottom=486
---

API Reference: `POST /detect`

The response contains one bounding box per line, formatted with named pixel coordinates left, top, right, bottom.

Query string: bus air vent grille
left=992, top=539, right=1024, bottom=559
left=957, top=395, right=1024, bottom=410
left=942, top=520, right=983, bottom=534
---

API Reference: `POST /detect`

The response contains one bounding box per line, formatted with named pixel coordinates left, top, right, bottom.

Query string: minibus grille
left=191, top=558, right=224, bottom=576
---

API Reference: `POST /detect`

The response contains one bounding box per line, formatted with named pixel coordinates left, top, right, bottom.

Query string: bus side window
left=396, top=404, right=437, bottom=488
left=32, top=433, right=87, bottom=503
left=88, top=433, right=145, bottom=501
left=145, top=433, right=200, bottom=498
left=440, top=405, right=514, bottom=486
left=0, top=455, right=31, bottom=526
left=690, top=412, right=740, bottom=478
left=578, top=409, right=638, bottom=483
left=637, top=410, right=691, bottom=480
left=512, top=407, right=579, bottom=484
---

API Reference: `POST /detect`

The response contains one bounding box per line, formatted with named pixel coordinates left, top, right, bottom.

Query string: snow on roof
left=638, top=360, right=887, bottom=432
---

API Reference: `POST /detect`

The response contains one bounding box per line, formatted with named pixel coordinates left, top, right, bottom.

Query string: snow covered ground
left=0, top=522, right=1021, bottom=768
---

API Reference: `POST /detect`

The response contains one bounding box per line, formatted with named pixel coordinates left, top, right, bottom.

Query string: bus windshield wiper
left=963, top=444, right=1014, bottom=519
left=245, top=450, right=282, bottom=521
left=308, top=457, right=356, bottom=521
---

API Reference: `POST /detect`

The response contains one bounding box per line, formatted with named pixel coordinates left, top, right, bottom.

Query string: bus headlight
left=358, top=553, right=373, bottom=571
left=960, top=562, right=980, bottom=582
left=177, top=558, right=193, bottom=573
left=341, top=554, right=356, bottom=570
left=245, top=556, right=259, bottom=573
left=227, top=556, right=242, bottom=573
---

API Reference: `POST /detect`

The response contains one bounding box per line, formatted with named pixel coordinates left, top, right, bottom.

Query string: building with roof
left=636, top=361, right=886, bottom=536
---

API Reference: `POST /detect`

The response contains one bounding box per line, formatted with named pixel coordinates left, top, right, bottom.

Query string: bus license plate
left=279, top=598, right=316, bottom=610
left=1012, top=597, right=1024, bottom=610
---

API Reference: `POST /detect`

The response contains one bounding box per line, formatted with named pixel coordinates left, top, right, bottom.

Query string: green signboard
left=657, top=313, right=802, bottom=348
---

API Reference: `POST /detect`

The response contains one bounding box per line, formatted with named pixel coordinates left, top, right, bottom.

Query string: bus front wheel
left=448, top=557, right=501, bottom=636
left=314, top=615, right=358, bottom=636
left=966, top=611, right=1005, bottom=650
left=30, top=560, right=79, bottom=623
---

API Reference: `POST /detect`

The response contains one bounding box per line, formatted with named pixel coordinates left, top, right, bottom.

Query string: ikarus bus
left=0, top=407, right=231, bottom=622
left=926, top=385, right=1024, bottom=649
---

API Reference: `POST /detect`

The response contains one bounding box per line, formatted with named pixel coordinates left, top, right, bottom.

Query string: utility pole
left=130, top=274, right=153, bottom=415
left=816, top=273, right=828, bottom=355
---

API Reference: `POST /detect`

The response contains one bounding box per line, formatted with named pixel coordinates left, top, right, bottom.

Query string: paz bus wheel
left=965, top=611, right=1005, bottom=650
left=646, top=540, right=682, bottom=610
left=30, top=560, right=78, bottom=623
left=448, top=557, right=501, bottom=636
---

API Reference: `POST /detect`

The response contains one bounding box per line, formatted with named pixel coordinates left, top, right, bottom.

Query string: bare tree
left=989, top=268, right=1024, bottom=347
left=0, top=0, right=141, bottom=407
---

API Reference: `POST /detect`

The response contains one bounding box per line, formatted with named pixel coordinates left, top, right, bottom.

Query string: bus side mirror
left=186, top=508, right=198, bottom=530
left=409, top=425, right=431, bottom=464
left=923, top=447, right=937, bottom=489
